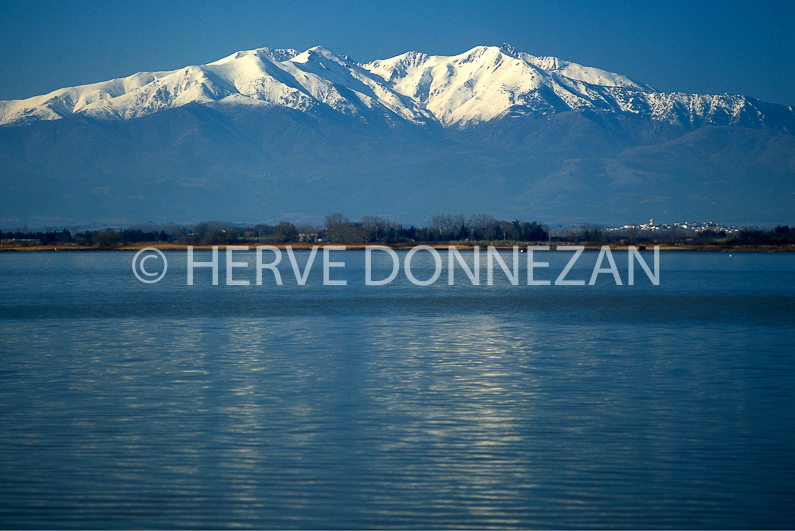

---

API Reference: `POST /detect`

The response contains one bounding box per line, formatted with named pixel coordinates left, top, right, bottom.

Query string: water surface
left=1, top=249, right=793, bottom=528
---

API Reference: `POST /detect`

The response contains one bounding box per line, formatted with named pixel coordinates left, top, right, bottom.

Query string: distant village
left=605, top=219, right=743, bottom=237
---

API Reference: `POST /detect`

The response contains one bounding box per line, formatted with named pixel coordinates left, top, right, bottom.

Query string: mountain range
left=1, top=44, right=793, bottom=228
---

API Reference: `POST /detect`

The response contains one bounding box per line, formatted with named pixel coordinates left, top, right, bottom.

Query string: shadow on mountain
left=1, top=102, right=793, bottom=227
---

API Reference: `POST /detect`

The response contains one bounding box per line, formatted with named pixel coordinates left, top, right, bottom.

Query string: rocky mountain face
left=1, top=44, right=793, bottom=227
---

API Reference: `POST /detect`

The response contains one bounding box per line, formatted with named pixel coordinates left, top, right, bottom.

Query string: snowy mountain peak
left=361, top=44, right=656, bottom=127
left=0, top=44, right=791, bottom=133
left=215, top=47, right=300, bottom=65
left=0, top=44, right=433, bottom=127
left=498, top=43, right=522, bottom=57
left=290, top=46, right=345, bottom=65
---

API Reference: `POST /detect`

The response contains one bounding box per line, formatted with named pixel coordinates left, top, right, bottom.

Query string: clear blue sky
left=1, top=0, right=793, bottom=105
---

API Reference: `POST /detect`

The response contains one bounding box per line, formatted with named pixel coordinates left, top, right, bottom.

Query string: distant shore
left=2, top=242, right=794, bottom=253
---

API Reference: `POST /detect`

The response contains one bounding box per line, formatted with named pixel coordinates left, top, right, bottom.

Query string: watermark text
left=131, top=245, right=660, bottom=286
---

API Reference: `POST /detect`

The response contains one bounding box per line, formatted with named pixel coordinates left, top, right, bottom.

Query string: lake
left=1, top=248, right=793, bottom=528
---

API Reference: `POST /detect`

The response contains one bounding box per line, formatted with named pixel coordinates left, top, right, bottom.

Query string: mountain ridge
left=2, top=44, right=793, bottom=133
left=0, top=44, right=793, bottom=228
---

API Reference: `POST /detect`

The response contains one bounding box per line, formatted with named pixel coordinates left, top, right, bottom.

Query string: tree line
left=1, top=214, right=549, bottom=247
left=4, top=219, right=795, bottom=248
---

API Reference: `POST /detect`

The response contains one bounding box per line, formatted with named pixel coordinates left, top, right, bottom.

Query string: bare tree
left=360, top=216, right=391, bottom=243
left=324, top=213, right=349, bottom=243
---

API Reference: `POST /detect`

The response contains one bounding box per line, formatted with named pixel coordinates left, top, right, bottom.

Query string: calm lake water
left=1, top=248, right=794, bottom=529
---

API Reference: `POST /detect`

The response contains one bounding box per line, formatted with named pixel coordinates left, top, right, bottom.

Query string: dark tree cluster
left=733, top=226, right=795, bottom=245
left=320, top=213, right=550, bottom=244
left=184, top=221, right=308, bottom=245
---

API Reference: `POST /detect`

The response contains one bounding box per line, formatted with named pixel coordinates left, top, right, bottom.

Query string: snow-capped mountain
left=1, top=44, right=793, bottom=228
left=363, top=44, right=653, bottom=127
left=365, top=44, right=793, bottom=131
left=0, top=46, right=433, bottom=127
left=2, top=44, right=792, bottom=133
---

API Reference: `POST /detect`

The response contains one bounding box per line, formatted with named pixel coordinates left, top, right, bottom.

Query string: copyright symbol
left=132, top=247, right=168, bottom=283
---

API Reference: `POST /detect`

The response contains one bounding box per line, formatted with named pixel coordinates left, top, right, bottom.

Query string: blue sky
left=1, top=0, right=793, bottom=105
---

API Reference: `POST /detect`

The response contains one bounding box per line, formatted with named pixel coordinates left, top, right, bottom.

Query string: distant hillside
left=1, top=44, right=793, bottom=228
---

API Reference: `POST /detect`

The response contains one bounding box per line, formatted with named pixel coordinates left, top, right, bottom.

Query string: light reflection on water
left=0, top=250, right=794, bottom=528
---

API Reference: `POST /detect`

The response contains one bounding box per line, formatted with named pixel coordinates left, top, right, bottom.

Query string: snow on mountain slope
left=365, top=46, right=549, bottom=126
left=362, top=44, right=792, bottom=132
left=362, top=44, right=657, bottom=127
left=498, top=44, right=651, bottom=91
left=0, top=46, right=432, bottom=127
left=0, top=71, right=166, bottom=124
left=1, top=44, right=793, bottom=133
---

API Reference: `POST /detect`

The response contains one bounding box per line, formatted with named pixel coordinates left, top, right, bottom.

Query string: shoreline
left=2, top=242, right=794, bottom=253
